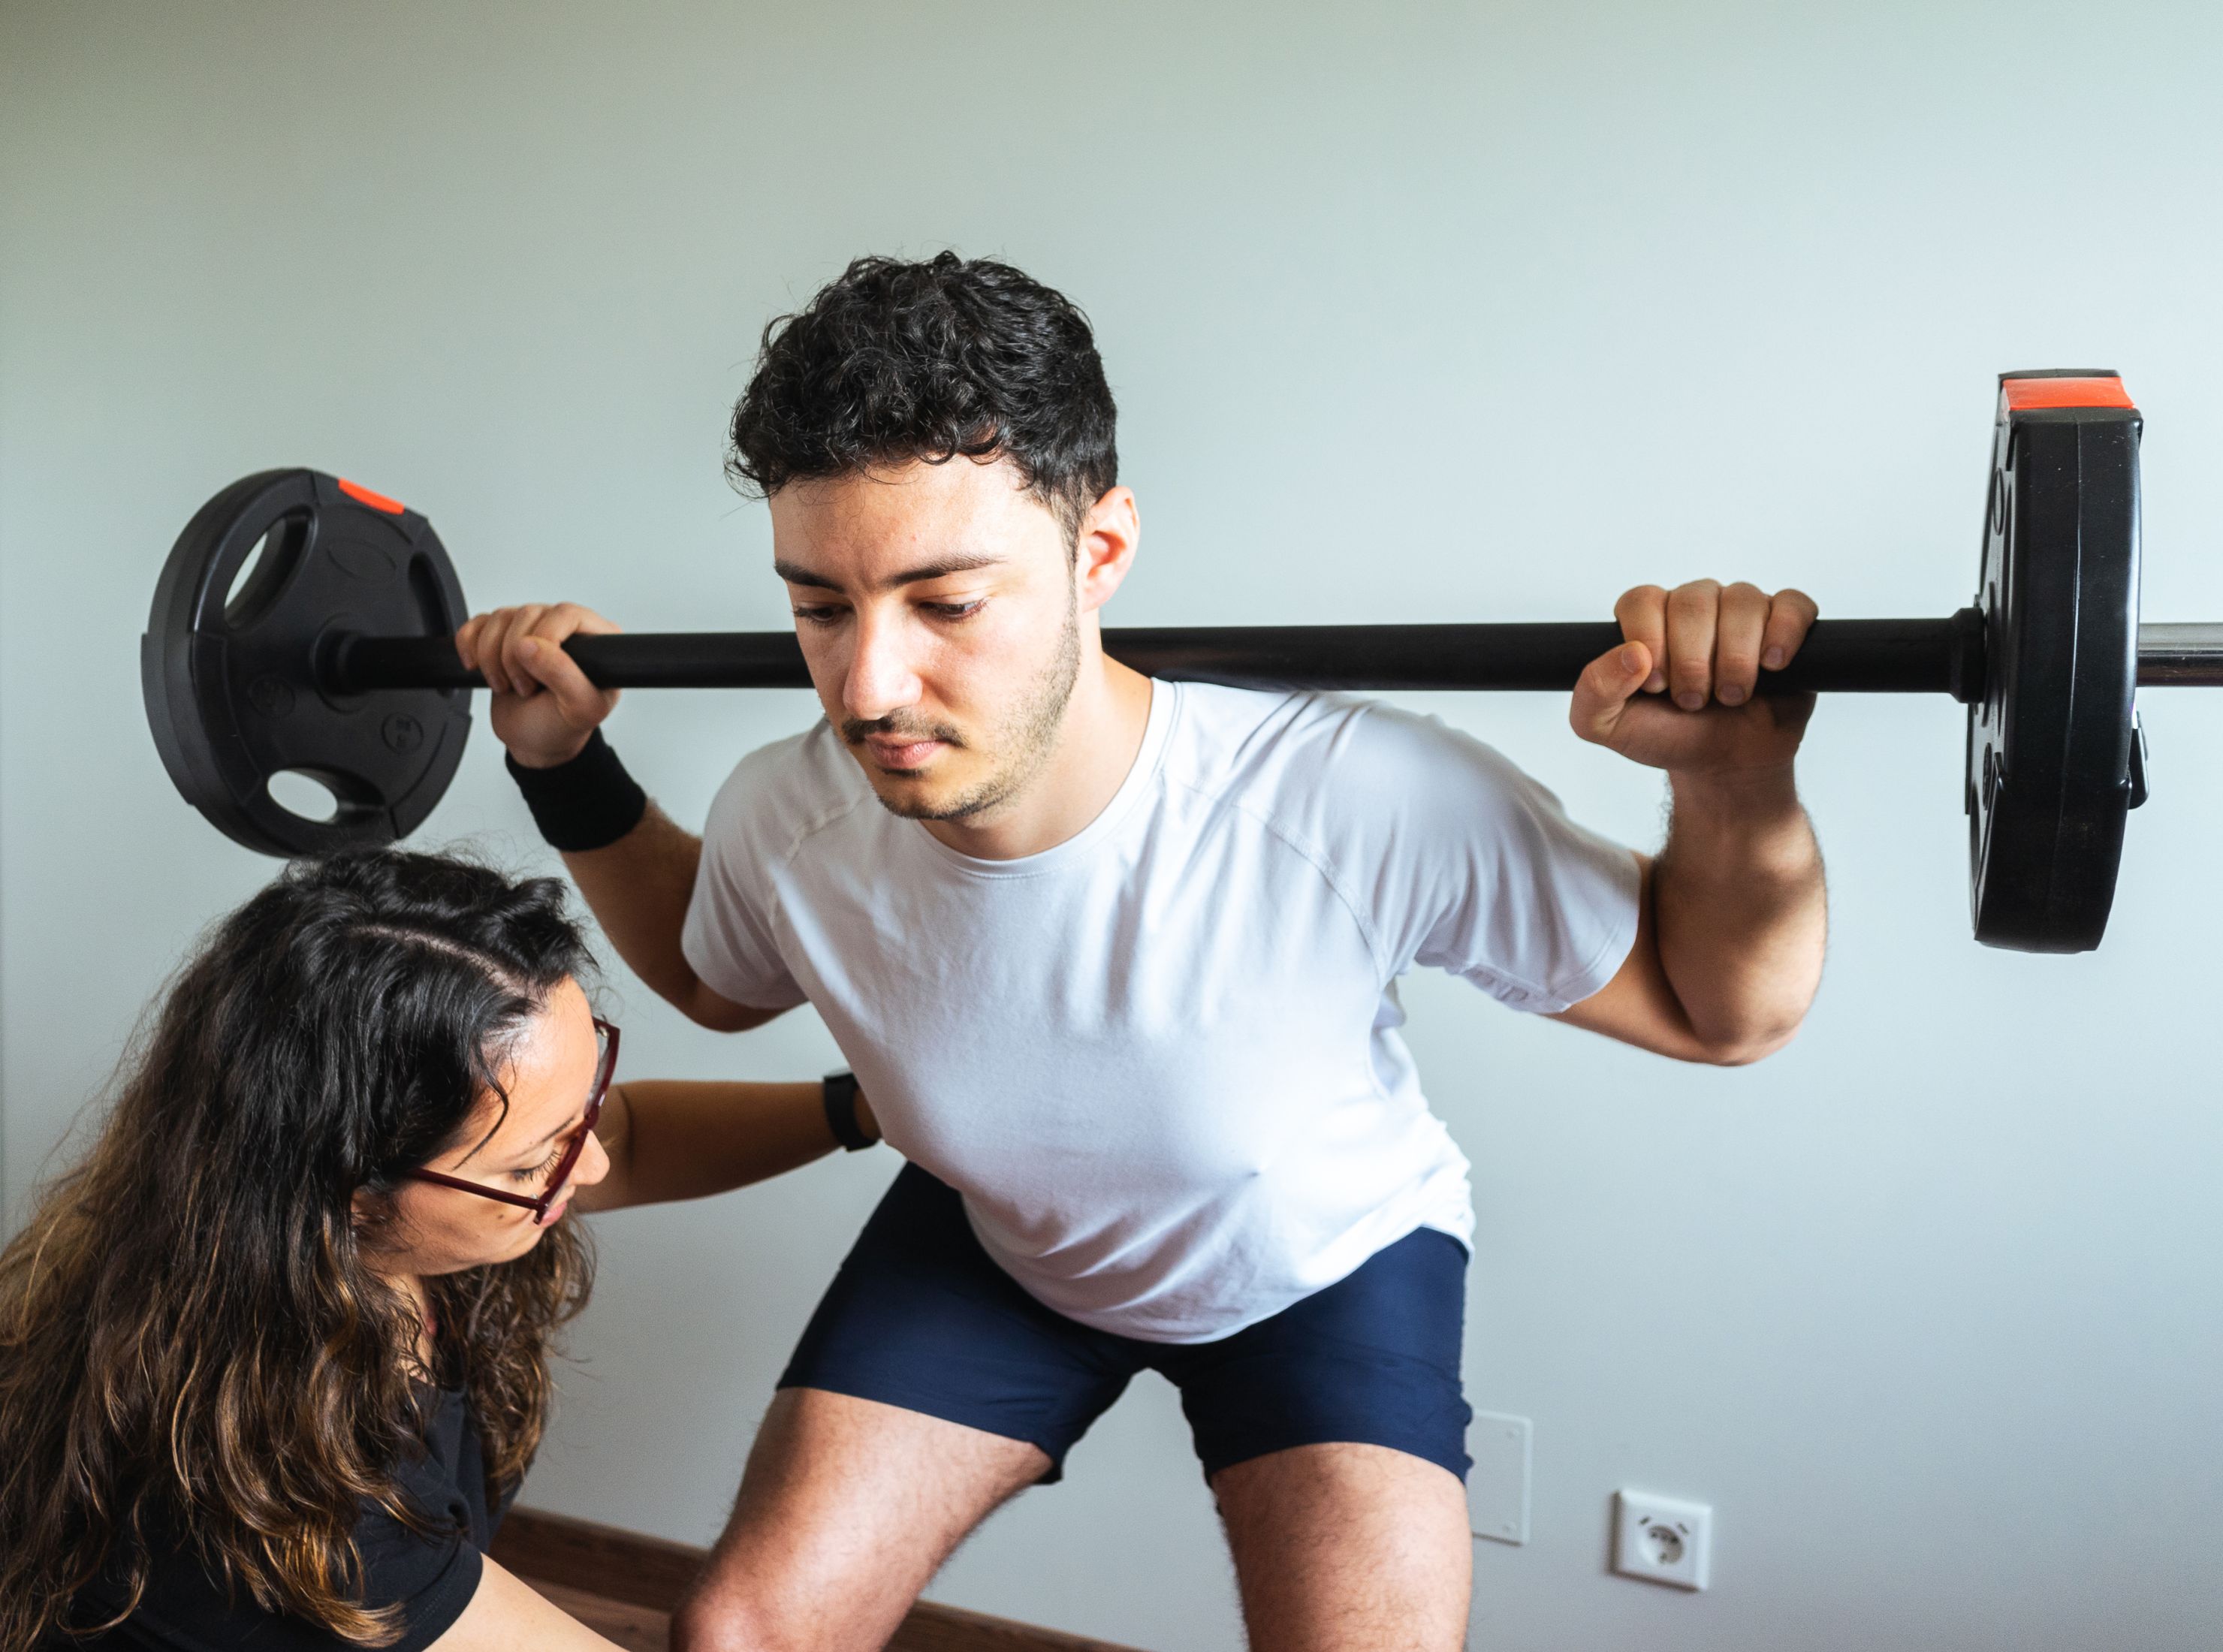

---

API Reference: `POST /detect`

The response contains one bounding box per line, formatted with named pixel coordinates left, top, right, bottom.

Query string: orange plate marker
left=2000, top=375, right=2136, bottom=413
left=337, top=477, right=407, bottom=514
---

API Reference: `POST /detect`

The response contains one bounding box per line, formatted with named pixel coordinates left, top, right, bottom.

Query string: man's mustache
left=840, top=715, right=967, bottom=749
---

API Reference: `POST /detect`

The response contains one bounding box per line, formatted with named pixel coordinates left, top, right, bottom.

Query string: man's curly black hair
left=727, top=252, right=1118, bottom=543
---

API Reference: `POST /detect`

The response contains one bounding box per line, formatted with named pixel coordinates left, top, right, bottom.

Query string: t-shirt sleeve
left=1332, top=702, right=1642, bottom=1014
left=680, top=750, right=811, bottom=1012
left=94, top=1489, right=483, bottom=1652
left=346, top=1506, right=483, bottom=1652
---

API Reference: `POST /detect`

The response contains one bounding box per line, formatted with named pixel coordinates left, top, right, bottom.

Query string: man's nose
left=843, top=612, right=925, bottom=723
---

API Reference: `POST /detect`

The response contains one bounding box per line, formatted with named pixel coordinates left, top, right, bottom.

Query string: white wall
left=5, top=3, right=2221, bottom=1647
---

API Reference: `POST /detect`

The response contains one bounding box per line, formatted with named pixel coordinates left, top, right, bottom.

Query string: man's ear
left=1074, top=487, right=1139, bottom=616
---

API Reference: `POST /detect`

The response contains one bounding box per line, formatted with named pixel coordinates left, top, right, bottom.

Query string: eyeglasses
left=404, top=1017, right=620, bottom=1222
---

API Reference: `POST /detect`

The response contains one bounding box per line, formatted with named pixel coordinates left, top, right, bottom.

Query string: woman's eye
left=514, top=1145, right=563, bottom=1183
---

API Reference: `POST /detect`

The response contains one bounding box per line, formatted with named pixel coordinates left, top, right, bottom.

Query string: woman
left=0, top=850, right=873, bottom=1651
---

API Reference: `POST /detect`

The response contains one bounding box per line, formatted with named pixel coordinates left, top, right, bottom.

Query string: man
left=457, top=252, right=1826, bottom=1651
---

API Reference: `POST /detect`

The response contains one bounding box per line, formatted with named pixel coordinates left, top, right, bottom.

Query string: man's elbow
left=686, top=1002, right=753, bottom=1032
left=679, top=982, right=783, bottom=1033
left=1687, top=1016, right=1805, bottom=1067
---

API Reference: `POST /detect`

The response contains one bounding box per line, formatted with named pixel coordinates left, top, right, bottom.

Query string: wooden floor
left=490, top=1506, right=1148, bottom=1652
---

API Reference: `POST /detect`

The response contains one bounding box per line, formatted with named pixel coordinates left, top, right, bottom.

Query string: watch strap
left=822, top=1070, right=873, bottom=1152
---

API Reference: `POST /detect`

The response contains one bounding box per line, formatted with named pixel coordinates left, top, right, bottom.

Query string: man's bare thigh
left=672, top=1388, right=1048, bottom=1652
left=1215, top=1441, right=1472, bottom=1652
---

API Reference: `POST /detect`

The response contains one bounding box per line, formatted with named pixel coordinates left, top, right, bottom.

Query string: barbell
left=140, top=369, right=2223, bottom=953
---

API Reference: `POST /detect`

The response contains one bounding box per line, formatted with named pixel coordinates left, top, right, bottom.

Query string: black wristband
left=505, top=729, right=648, bottom=852
left=822, top=1071, right=874, bottom=1152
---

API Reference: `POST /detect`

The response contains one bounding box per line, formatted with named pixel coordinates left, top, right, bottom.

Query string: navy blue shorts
left=779, top=1163, right=1471, bottom=1484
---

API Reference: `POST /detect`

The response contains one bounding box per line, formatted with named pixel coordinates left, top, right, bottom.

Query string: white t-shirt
left=683, top=681, right=1640, bottom=1343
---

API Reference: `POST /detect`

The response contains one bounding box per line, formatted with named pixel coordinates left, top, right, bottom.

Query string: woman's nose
left=573, top=1129, right=612, bottom=1188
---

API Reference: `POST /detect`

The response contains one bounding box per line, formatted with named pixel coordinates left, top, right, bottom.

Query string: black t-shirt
left=68, top=1386, right=506, bottom=1652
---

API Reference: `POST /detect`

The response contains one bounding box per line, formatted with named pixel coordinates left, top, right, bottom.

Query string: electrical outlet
left=1612, top=1490, right=1711, bottom=1590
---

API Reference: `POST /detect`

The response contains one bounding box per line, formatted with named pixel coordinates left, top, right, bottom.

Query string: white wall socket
left=1612, top=1489, right=1712, bottom=1590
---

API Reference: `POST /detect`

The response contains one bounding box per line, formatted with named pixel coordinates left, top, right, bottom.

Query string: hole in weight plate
left=223, top=538, right=262, bottom=612
left=267, top=768, right=339, bottom=824
left=224, top=513, right=309, bottom=630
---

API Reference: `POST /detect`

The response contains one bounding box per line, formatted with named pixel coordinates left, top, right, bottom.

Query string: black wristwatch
left=822, top=1071, right=875, bottom=1152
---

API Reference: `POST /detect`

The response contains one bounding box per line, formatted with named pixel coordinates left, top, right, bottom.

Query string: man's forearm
left=1653, top=764, right=1826, bottom=1061
left=561, top=800, right=701, bottom=997
left=561, top=803, right=769, bottom=1031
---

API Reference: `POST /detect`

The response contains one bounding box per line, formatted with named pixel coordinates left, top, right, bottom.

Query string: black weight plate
left=1967, top=373, right=2141, bottom=951
left=142, top=469, right=472, bottom=857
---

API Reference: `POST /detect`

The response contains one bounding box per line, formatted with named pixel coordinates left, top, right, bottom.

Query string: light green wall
left=5, top=3, right=2220, bottom=1646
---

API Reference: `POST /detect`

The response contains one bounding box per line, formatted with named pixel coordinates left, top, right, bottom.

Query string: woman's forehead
left=479, top=982, right=598, bottom=1147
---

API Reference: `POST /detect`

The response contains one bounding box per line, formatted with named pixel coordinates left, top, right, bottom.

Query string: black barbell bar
left=329, top=614, right=1992, bottom=700
left=329, top=615, right=2223, bottom=698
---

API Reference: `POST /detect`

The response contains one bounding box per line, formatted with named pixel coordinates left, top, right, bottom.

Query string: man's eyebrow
left=774, top=553, right=1006, bottom=592
left=772, top=559, right=840, bottom=590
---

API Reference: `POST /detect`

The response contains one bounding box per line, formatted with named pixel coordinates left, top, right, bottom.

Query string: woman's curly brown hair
left=0, top=852, right=597, bottom=1650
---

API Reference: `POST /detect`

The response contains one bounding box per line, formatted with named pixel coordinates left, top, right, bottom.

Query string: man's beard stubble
left=839, top=594, right=1081, bottom=824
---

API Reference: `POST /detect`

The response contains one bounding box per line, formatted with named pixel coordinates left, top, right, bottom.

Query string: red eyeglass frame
left=404, top=1017, right=620, bottom=1220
